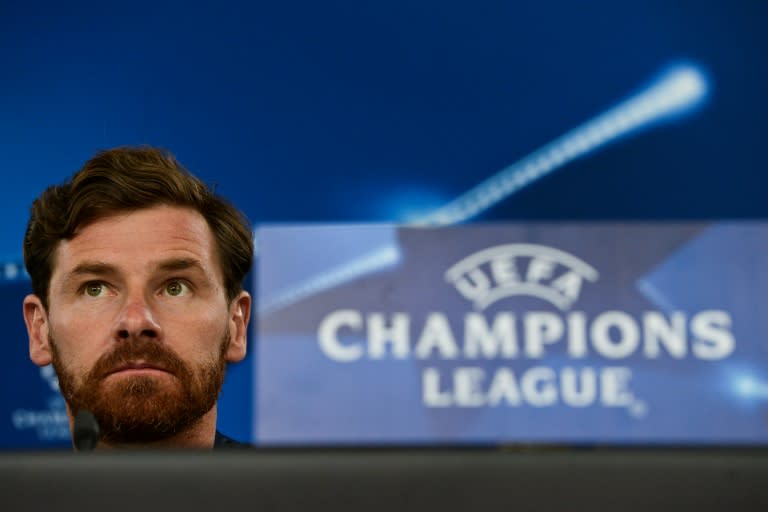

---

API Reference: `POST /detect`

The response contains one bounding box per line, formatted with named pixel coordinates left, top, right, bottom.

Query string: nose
left=114, top=295, right=163, bottom=341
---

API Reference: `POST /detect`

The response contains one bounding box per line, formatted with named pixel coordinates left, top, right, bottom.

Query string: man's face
left=23, top=205, right=249, bottom=444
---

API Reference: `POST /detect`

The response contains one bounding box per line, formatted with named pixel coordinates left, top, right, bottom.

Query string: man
left=22, top=146, right=253, bottom=449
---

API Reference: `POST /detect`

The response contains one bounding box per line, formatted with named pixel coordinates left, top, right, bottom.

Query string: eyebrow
left=66, top=261, right=119, bottom=279
left=62, top=258, right=206, bottom=285
left=155, top=257, right=206, bottom=274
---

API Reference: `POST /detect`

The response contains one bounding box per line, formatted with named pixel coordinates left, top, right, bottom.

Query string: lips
left=105, top=361, right=172, bottom=377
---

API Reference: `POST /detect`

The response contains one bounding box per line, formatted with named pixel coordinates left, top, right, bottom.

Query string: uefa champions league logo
left=445, top=244, right=598, bottom=311
left=316, top=237, right=734, bottom=418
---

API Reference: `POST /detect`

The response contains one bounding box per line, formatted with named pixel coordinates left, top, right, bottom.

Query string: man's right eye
left=84, top=282, right=105, bottom=297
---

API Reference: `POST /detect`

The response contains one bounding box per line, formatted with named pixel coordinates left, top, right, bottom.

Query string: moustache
left=88, top=339, right=188, bottom=381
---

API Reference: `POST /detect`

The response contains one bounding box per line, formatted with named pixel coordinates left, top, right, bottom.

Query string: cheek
left=47, top=313, right=108, bottom=373
left=51, top=299, right=117, bottom=333
left=162, top=309, right=229, bottom=354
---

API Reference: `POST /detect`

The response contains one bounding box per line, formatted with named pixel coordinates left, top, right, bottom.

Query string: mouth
left=106, top=361, right=173, bottom=377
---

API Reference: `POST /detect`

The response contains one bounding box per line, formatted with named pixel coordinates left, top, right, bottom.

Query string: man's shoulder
left=214, top=431, right=250, bottom=449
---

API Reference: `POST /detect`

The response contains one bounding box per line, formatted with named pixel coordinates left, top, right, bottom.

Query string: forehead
left=50, top=205, right=222, bottom=281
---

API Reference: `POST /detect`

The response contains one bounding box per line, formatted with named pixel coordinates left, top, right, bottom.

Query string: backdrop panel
left=256, top=223, right=768, bottom=445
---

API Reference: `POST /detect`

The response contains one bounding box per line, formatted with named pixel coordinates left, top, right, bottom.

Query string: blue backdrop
left=1, top=0, right=767, bottom=448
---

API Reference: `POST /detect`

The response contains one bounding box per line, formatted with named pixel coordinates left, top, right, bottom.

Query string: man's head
left=24, top=146, right=252, bottom=309
left=22, top=146, right=253, bottom=447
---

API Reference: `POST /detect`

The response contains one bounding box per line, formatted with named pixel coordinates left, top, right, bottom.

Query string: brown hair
left=23, top=146, right=253, bottom=309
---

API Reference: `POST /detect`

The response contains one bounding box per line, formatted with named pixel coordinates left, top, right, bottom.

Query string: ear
left=225, top=290, right=251, bottom=363
left=23, top=294, right=52, bottom=367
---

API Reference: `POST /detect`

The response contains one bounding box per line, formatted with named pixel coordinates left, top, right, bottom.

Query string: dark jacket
left=214, top=431, right=249, bottom=449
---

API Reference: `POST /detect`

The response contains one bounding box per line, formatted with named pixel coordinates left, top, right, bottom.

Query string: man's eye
left=84, top=283, right=105, bottom=297
left=165, top=280, right=190, bottom=297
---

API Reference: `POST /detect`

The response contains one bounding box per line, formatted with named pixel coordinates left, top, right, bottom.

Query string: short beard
left=50, top=332, right=229, bottom=445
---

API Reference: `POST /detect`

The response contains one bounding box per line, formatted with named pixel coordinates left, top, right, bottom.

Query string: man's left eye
left=84, top=282, right=106, bottom=297
left=165, top=281, right=190, bottom=297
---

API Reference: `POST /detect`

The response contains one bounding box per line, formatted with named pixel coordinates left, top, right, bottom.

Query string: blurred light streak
left=732, top=374, right=768, bottom=400
left=259, top=245, right=400, bottom=314
left=414, top=63, right=710, bottom=226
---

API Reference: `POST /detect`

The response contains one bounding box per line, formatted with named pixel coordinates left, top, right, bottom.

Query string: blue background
left=1, top=0, right=767, bottom=447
